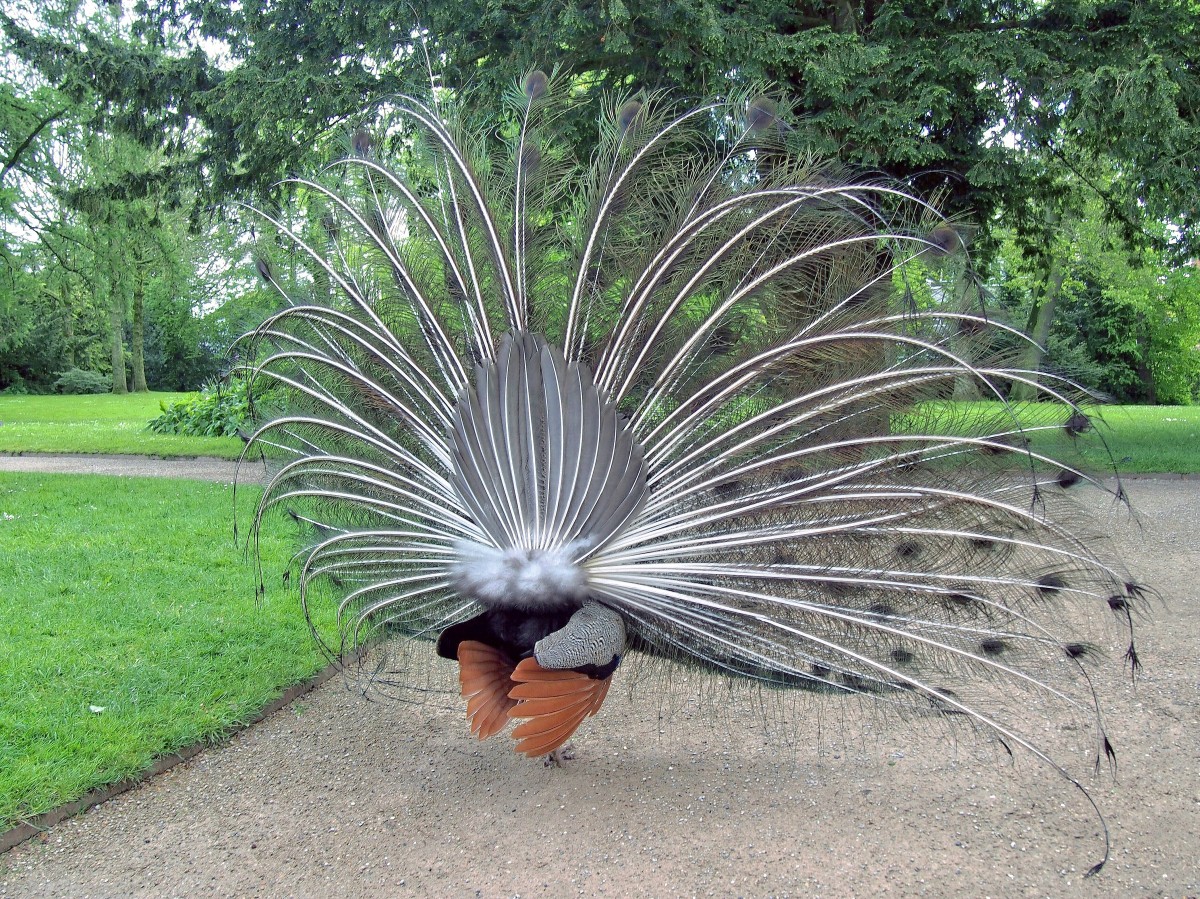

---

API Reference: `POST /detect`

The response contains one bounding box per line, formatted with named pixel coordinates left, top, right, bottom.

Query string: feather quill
left=240, top=76, right=1147, bottom=876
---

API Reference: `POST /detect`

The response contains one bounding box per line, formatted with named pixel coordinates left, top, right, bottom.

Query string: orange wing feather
left=456, top=640, right=518, bottom=740
left=507, top=656, right=613, bottom=757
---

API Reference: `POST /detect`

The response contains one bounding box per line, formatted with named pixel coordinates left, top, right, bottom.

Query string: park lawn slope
left=1062, top=404, right=1200, bottom=474
left=0, top=472, right=328, bottom=830
left=908, top=402, right=1200, bottom=475
left=1, top=394, right=1197, bottom=473
left=0, top=393, right=243, bottom=459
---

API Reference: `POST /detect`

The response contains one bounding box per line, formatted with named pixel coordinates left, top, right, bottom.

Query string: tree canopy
left=1, top=0, right=1198, bottom=398
left=4, top=0, right=1197, bottom=258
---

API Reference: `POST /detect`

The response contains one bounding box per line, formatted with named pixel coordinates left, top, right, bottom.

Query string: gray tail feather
left=238, top=74, right=1145, bottom=876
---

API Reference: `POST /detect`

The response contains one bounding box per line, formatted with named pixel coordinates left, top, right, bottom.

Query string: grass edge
left=0, top=652, right=355, bottom=855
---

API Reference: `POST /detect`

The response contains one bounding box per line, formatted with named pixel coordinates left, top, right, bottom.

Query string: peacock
left=238, top=71, right=1146, bottom=875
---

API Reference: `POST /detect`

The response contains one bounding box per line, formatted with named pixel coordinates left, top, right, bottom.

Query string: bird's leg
left=544, top=744, right=576, bottom=767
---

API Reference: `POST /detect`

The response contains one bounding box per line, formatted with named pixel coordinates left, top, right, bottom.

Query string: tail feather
left=240, top=74, right=1146, bottom=874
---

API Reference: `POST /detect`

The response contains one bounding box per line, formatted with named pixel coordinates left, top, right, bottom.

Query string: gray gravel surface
left=0, top=477, right=1197, bottom=898
left=0, top=453, right=262, bottom=483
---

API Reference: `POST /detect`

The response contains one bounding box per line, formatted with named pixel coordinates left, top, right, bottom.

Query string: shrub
left=0, top=374, right=32, bottom=395
left=52, top=369, right=111, bottom=395
left=149, top=377, right=255, bottom=438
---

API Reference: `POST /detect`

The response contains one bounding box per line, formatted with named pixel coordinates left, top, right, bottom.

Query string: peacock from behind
left=239, top=72, right=1145, bottom=875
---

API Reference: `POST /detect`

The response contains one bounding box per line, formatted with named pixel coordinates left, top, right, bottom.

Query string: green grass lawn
left=0, top=393, right=243, bottom=459
left=1067, top=404, right=1200, bottom=474
left=0, top=472, right=329, bottom=830
left=2, top=393, right=1197, bottom=473
left=911, top=402, right=1200, bottom=474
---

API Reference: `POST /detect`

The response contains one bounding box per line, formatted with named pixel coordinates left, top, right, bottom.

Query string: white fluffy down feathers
left=450, top=539, right=593, bottom=610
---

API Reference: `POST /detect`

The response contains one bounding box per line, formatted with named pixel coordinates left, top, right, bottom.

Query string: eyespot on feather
left=523, top=70, right=549, bottom=100
left=924, top=224, right=962, bottom=257
left=746, top=96, right=779, bottom=133
left=617, top=100, right=642, bottom=134
left=1064, top=412, right=1092, bottom=436
left=519, top=142, right=541, bottom=171
left=351, top=128, right=373, bottom=157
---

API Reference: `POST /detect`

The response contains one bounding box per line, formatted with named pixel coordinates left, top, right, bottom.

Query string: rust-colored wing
left=507, top=656, right=613, bottom=757
left=457, top=640, right=519, bottom=739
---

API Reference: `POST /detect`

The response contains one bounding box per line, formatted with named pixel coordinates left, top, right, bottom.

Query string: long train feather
left=238, top=75, right=1147, bottom=876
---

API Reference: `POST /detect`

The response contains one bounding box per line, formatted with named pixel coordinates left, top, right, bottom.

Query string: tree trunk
left=1136, top=357, right=1157, bottom=403
left=131, top=266, right=148, bottom=392
left=60, top=277, right=76, bottom=369
left=1135, top=313, right=1156, bottom=403
left=951, top=269, right=983, bottom=401
left=1011, top=253, right=1065, bottom=402
left=832, top=0, right=858, bottom=32
left=109, top=290, right=127, bottom=394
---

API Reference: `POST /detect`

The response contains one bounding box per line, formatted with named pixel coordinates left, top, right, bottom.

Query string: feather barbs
left=458, top=640, right=519, bottom=739
left=455, top=640, right=612, bottom=756
left=240, top=72, right=1147, bottom=876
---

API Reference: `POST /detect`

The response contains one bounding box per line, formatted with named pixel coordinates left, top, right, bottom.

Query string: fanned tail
left=240, top=73, right=1146, bottom=874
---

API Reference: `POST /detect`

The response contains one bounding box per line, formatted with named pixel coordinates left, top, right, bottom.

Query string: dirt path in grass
left=1, top=479, right=1198, bottom=898
left=0, top=453, right=261, bottom=483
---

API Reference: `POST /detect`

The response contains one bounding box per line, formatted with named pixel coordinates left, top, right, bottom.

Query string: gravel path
left=0, top=453, right=261, bottom=483
left=0, top=473, right=1196, bottom=897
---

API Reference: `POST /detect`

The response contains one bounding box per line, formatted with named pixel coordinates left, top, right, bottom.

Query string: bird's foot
left=543, top=745, right=576, bottom=767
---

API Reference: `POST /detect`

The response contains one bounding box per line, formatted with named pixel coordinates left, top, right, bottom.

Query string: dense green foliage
left=0, top=472, right=327, bottom=827
left=148, top=377, right=254, bottom=438
left=2, top=1, right=1199, bottom=402
left=992, top=201, right=1200, bottom=404
left=6, top=1, right=1197, bottom=251
left=50, top=367, right=109, bottom=394
left=0, top=4, right=276, bottom=395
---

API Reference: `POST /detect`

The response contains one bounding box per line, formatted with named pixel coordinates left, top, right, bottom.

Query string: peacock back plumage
left=239, top=72, right=1146, bottom=875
